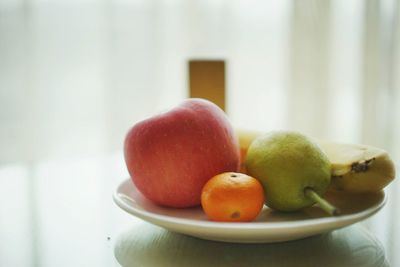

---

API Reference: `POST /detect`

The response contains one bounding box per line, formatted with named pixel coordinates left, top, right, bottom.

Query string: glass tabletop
left=0, top=151, right=397, bottom=267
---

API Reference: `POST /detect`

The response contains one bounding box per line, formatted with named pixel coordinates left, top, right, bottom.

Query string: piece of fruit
left=124, top=98, right=240, bottom=208
left=237, top=128, right=396, bottom=193
left=237, top=129, right=262, bottom=173
left=318, top=141, right=396, bottom=193
left=246, top=131, right=339, bottom=215
left=201, top=172, right=264, bottom=222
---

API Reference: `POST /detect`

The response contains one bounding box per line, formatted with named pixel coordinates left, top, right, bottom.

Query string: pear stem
left=304, top=188, right=340, bottom=216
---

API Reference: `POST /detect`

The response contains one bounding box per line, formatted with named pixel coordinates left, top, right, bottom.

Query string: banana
left=236, top=128, right=396, bottom=193
left=317, top=141, right=395, bottom=193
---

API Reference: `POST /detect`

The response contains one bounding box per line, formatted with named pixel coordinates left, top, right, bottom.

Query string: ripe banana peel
left=236, top=129, right=396, bottom=193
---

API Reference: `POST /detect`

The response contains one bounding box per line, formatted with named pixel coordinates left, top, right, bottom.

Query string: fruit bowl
left=113, top=179, right=386, bottom=243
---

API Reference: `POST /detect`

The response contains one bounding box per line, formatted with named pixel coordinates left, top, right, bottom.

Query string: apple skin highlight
left=124, top=98, right=240, bottom=208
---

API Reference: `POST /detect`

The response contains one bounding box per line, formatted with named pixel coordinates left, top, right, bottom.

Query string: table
left=0, top=151, right=396, bottom=266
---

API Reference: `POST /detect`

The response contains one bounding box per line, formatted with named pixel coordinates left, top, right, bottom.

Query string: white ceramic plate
left=113, top=178, right=386, bottom=243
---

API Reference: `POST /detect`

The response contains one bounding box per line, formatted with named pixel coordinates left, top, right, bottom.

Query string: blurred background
left=0, top=0, right=399, bottom=266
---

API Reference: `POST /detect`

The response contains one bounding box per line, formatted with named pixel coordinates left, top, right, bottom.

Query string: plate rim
left=113, top=178, right=387, bottom=230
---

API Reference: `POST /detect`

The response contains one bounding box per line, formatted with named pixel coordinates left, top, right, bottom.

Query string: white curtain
left=0, top=0, right=399, bottom=265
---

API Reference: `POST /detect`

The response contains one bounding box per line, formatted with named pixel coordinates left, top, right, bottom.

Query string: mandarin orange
left=201, top=172, right=264, bottom=222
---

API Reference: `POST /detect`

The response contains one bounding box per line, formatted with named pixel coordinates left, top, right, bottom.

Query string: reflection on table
left=114, top=223, right=388, bottom=267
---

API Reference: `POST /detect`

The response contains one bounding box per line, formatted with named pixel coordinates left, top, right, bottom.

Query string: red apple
left=124, top=98, right=240, bottom=208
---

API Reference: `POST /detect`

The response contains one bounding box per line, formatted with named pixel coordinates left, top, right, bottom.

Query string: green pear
left=245, top=131, right=339, bottom=215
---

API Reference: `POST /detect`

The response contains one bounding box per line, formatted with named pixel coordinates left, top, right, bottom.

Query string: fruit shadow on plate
left=255, top=190, right=385, bottom=222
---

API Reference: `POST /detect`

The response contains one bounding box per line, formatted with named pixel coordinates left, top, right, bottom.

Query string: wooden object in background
left=188, top=60, right=226, bottom=111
